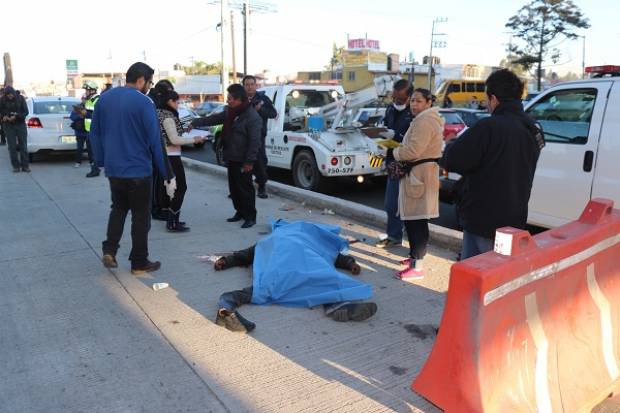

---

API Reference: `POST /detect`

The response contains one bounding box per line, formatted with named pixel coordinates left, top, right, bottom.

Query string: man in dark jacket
left=375, top=79, right=413, bottom=248
left=0, top=86, right=30, bottom=172
left=242, top=75, right=277, bottom=199
left=191, top=84, right=262, bottom=228
left=440, top=69, right=544, bottom=259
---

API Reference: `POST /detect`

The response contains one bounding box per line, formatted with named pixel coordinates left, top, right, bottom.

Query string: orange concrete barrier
left=412, top=199, right=620, bottom=412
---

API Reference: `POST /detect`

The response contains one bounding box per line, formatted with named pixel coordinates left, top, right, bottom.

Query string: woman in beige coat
left=392, top=89, right=444, bottom=279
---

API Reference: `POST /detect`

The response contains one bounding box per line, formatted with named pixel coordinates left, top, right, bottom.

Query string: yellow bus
left=435, top=79, right=488, bottom=108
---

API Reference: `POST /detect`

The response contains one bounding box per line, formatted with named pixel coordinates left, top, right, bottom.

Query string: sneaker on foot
left=74, top=163, right=81, bottom=168
left=21, top=167, right=31, bottom=173
left=257, top=187, right=268, bottom=199
left=375, top=238, right=401, bottom=248
left=12, top=168, right=20, bottom=173
left=395, top=267, right=424, bottom=280
left=131, top=260, right=161, bottom=275
left=329, top=302, right=378, bottom=322
left=215, top=310, right=254, bottom=332
left=102, top=254, right=118, bottom=268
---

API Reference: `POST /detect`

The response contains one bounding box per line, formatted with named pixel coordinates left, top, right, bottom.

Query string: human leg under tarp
left=326, top=254, right=376, bottom=321
left=215, top=287, right=256, bottom=333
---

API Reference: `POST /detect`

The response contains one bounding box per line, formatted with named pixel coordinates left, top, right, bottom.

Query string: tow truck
left=210, top=77, right=396, bottom=191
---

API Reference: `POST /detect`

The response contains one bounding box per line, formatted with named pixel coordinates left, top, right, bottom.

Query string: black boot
left=167, top=209, right=190, bottom=232
left=86, top=164, right=100, bottom=178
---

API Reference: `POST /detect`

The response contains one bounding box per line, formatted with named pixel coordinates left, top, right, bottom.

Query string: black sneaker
left=226, top=213, right=243, bottom=222
left=241, top=219, right=256, bottom=229
left=131, top=260, right=161, bottom=275
left=102, top=254, right=118, bottom=268
left=86, top=168, right=100, bottom=178
left=12, top=168, right=20, bottom=173
left=329, top=302, right=378, bottom=322
left=21, top=167, right=31, bottom=173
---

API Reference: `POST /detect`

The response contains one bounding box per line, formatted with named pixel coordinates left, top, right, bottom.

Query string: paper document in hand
left=375, top=139, right=401, bottom=149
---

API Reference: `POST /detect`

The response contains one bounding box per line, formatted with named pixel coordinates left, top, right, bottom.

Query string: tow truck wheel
left=292, top=150, right=325, bottom=191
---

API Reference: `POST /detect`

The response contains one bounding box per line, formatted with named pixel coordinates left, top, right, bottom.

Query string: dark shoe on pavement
left=241, top=219, right=256, bottom=229
left=329, top=302, right=378, bottom=322
left=257, top=186, right=268, bottom=199
left=227, top=213, right=243, bottom=222
left=102, top=254, right=118, bottom=268
left=375, top=238, right=402, bottom=248
left=215, top=310, right=255, bottom=333
left=21, top=167, right=31, bottom=173
left=12, top=168, right=20, bottom=173
left=131, top=260, right=161, bottom=275
left=86, top=167, right=100, bottom=178
left=152, top=209, right=169, bottom=221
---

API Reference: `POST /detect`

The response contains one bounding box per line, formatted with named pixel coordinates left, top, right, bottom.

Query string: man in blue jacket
left=90, top=62, right=171, bottom=274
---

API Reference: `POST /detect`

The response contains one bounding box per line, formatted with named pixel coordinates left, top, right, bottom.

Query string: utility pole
left=220, top=0, right=229, bottom=101
left=428, top=17, right=447, bottom=91
left=243, top=0, right=250, bottom=76
left=230, top=11, right=237, bottom=83
left=581, top=35, right=586, bottom=79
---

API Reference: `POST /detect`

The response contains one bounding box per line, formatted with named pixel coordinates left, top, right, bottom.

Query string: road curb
left=183, top=157, right=463, bottom=252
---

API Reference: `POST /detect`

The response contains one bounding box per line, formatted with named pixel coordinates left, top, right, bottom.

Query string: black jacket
left=191, top=105, right=262, bottom=164
left=249, top=91, right=277, bottom=139
left=439, top=100, right=542, bottom=239
left=0, top=94, right=28, bottom=125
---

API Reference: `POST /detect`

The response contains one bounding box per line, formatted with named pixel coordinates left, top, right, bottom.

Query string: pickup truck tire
left=292, top=149, right=326, bottom=191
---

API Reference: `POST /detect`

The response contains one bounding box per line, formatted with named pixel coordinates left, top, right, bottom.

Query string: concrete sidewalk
left=1, top=150, right=455, bottom=413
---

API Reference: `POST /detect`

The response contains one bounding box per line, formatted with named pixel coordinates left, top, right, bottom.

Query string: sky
left=1, top=0, right=618, bottom=87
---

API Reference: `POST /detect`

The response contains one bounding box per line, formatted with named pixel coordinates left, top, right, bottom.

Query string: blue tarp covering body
left=251, top=220, right=373, bottom=307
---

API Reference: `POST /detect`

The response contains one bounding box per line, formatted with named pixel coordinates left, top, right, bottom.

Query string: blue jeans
left=461, top=231, right=494, bottom=260
left=384, top=176, right=403, bottom=241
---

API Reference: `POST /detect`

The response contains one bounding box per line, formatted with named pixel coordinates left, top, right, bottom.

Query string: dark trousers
left=0, top=127, right=6, bottom=144
left=5, top=123, right=28, bottom=169
left=102, top=177, right=152, bottom=266
left=85, top=134, right=98, bottom=168
left=403, top=219, right=430, bottom=260
left=253, top=140, right=269, bottom=187
left=227, top=161, right=256, bottom=220
left=74, top=136, right=91, bottom=163
left=167, top=156, right=187, bottom=212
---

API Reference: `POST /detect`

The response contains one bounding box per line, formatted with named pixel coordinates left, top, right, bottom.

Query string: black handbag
left=387, top=158, right=440, bottom=180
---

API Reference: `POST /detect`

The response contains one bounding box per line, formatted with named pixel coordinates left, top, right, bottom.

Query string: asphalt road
left=182, top=143, right=461, bottom=232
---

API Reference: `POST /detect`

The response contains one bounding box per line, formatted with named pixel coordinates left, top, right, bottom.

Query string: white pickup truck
left=441, top=65, right=620, bottom=229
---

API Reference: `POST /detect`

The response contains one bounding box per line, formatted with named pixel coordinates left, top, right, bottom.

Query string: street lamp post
left=581, top=35, right=586, bottom=79
left=428, top=17, right=447, bottom=92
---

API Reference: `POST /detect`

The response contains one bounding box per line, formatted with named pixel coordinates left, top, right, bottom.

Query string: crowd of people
left=2, top=61, right=543, bottom=331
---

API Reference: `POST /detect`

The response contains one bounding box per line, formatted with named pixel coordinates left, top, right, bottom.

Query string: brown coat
left=393, top=107, right=444, bottom=220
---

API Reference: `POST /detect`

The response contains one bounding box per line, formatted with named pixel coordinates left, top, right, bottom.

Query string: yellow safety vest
left=84, top=95, right=99, bottom=132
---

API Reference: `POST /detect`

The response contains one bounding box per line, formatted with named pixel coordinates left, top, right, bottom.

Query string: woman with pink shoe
left=390, top=88, right=444, bottom=279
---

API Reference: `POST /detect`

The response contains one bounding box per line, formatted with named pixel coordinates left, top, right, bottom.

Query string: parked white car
left=26, top=96, right=80, bottom=161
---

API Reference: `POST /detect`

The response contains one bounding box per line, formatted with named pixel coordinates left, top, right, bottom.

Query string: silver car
left=26, top=96, right=81, bottom=160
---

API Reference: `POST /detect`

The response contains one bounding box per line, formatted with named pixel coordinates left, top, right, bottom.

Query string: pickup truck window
left=284, top=90, right=336, bottom=132
left=527, top=88, right=597, bottom=145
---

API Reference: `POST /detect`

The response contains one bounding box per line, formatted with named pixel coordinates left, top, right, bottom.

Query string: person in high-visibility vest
left=83, top=80, right=101, bottom=177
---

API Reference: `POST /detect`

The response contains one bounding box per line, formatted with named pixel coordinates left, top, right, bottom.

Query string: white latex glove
left=164, top=177, right=177, bottom=200
left=378, top=129, right=395, bottom=139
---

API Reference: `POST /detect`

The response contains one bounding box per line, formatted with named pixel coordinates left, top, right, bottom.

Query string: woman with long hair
left=392, top=88, right=444, bottom=279
left=155, top=90, right=206, bottom=232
